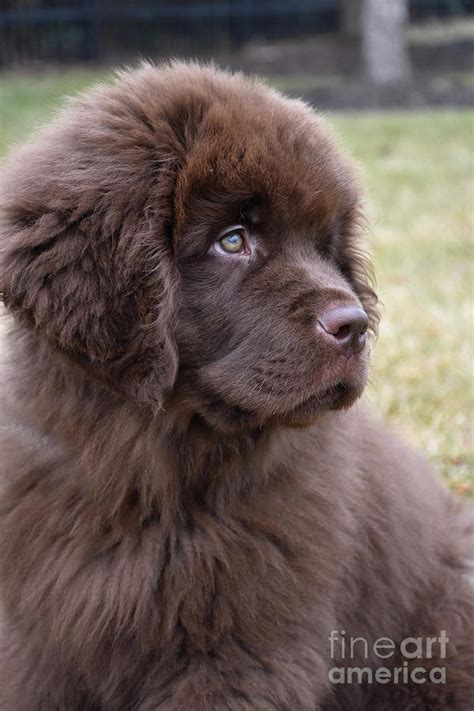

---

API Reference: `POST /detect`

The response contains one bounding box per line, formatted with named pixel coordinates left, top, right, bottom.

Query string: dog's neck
left=5, top=324, right=299, bottom=524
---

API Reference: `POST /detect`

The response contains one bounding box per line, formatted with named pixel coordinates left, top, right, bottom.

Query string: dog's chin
left=271, top=380, right=365, bottom=428
left=187, top=376, right=366, bottom=435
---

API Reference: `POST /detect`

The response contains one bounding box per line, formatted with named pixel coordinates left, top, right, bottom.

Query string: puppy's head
left=0, top=62, right=378, bottom=429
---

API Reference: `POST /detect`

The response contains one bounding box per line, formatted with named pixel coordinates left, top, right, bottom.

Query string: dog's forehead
left=173, top=88, right=356, bottom=235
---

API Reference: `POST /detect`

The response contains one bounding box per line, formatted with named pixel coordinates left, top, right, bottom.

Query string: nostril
left=317, top=306, right=369, bottom=351
left=333, top=324, right=351, bottom=342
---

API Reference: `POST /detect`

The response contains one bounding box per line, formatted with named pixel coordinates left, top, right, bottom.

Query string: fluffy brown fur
left=0, top=62, right=472, bottom=710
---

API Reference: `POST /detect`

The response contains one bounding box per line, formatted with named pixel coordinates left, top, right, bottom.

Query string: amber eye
left=219, top=230, right=245, bottom=254
left=212, top=225, right=252, bottom=258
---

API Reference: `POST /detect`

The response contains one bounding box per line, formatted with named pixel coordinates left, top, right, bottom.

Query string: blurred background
left=0, top=0, right=473, bottom=494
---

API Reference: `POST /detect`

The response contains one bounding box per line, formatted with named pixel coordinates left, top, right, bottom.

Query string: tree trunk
left=362, top=0, right=411, bottom=85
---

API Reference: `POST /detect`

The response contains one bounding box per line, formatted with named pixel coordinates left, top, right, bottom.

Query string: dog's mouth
left=271, top=379, right=364, bottom=428
left=275, top=344, right=369, bottom=423
left=192, top=342, right=369, bottom=431
left=295, top=380, right=360, bottom=412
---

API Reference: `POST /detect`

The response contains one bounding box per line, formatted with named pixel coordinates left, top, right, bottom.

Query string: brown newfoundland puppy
left=0, top=62, right=472, bottom=710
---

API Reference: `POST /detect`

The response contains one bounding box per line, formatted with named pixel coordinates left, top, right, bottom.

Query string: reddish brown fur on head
left=0, top=61, right=378, bottom=427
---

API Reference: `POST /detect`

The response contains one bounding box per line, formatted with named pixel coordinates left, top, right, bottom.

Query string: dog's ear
left=0, top=77, right=182, bottom=413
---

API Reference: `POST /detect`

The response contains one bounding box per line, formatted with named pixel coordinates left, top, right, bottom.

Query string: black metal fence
left=0, top=0, right=473, bottom=68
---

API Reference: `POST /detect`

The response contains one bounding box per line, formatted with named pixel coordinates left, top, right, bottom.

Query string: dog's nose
left=317, top=306, right=368, bottom=354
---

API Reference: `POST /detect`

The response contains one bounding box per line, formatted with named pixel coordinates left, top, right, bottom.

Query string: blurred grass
left=0, top=70, right=473, bottom=494
left=0, top=70, right=109, bottom=155
left=331, top=110, right=473, bottom=496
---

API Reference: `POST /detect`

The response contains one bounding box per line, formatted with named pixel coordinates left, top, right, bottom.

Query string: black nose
left=317, top=306, right=368, bottom=354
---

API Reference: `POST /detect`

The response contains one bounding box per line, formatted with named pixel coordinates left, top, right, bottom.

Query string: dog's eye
left=220, top=232, right=244, bottom=253
left=214, top=226, right=250, bottom=256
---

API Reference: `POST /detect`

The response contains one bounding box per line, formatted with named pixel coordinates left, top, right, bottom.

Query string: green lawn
left=1, top=70, right=473, bottom=494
